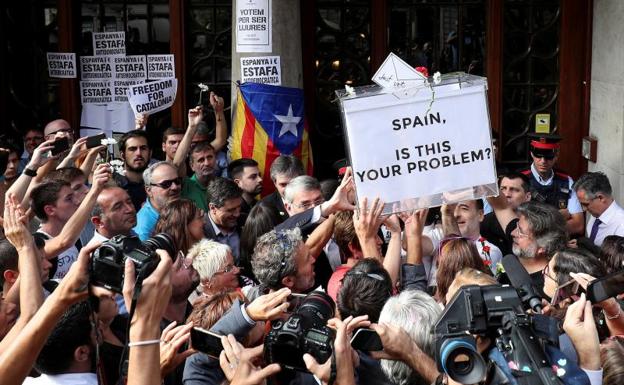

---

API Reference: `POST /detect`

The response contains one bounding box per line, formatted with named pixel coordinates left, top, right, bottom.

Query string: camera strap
left=118, top=269, right=150, bottom=381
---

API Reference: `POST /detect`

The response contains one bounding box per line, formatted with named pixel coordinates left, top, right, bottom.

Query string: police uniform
left=521, top=134, right=582, bottom=214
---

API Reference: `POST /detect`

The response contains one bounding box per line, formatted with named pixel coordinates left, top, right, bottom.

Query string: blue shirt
left=133, top=200, right=159, bottom=241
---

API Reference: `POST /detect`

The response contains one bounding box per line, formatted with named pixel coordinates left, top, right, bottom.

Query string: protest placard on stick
left=127, top=78, right=178, bottom=115
left=337, top=73, right=498, bottom=214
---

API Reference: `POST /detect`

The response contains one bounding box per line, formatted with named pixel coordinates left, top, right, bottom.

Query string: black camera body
left=90, top=233, right=175, bottom=293
left=435, top=285, right=562, bottom=385
left=264, top=291, right=335, bottom=372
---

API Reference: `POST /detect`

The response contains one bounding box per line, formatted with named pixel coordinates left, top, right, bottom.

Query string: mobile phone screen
left=350, top=328, right=383, bottom=351
left=587, top=270, right=624, bottom=303
left=190, top=327, right=224, bottom=358
left=51, top=137, right=70, bottom=155
left=86, top=133, right=106, bottom=149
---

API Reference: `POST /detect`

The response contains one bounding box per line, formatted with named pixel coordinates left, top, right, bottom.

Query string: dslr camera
left=264, top=291, right=335, bottom=372
left=90, top=233, right=175, bottom=293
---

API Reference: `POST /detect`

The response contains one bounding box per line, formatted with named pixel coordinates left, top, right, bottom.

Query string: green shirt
left=181, top=174, right=208, bottom=211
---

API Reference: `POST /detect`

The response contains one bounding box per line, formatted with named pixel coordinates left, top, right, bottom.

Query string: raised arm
left=43, top=163, right=111, bottom=258
left=5, top=139, right=55, bottom=207
left=0, top=195, right=44, bottom=354
left=441, top=203, right=460, bottom=236
left=306, top=214, right=336, bottom=259
left=79, top=144, right=106, bottom=178
left=486, top=194, right=518, bottom=234
left=173, top=106, right=203, bottom=169
left=382, top=214, right=402, bottom=286
left=209, top=92, right=227, bottom=152
left=353, top=197, right=385, bottom=261
left=56, top=136, right=88, bottom=169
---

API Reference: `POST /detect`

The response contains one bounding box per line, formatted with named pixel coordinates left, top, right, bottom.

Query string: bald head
left=44, top=119, right=73, bottom=142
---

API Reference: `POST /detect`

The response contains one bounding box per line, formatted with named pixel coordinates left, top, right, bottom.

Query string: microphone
left=502, top=254, right=543, bottom=313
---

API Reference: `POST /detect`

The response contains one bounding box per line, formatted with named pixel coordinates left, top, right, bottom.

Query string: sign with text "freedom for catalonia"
left=337, top=74, right=497, bottom=214
left=127, top=78, right=178, bottom=115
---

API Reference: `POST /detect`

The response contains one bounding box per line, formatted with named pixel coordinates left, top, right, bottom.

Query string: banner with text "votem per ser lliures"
left=338, top=74, right=498, bottom=214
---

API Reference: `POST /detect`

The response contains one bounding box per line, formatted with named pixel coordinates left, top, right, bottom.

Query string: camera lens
left=297, top=291, right=335, bottom=327
left=143, top=233, right=176, bottom=258
left=439, top=337, right=486, bottom=384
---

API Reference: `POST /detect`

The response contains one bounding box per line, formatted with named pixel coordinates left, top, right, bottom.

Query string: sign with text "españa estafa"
left=338, top=74, right=497, bottom=213
left=127, top=78, right=178, bottom=115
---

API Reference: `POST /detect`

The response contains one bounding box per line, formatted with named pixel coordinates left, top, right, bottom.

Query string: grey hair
left=379, top=290, right=441, bottom=385
left=251, top=228, right=302, bottom=289
left=516, top=201, right=567, bottom=258
left=142, top=161, right=175, bottom=187
left=573, top=172, right=613, bottom=198
left=189, top=239, right=232, bottom=282
left=270, top=155, right=304, bottom=182
left=283, top=175, right=321, bottom=204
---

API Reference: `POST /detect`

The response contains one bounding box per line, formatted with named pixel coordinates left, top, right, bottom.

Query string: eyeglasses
left=542, top=264, right=556, bottom=283
left=293, top=198, right=325, bottom=210
left=214, top=264, right=238, bottom=274
left=514, top=223, right=530, bottom=238
left=150, top=177, right=183, bottom=189
left=45, top=128, right=73, bottom=138
left=531, top=152, right=555, bottom=161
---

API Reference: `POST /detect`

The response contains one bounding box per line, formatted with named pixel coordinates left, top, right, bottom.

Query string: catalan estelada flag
left=230, top=82, right=313, bottom=196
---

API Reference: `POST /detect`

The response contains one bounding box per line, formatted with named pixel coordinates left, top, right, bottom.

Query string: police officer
left=521, top=133, right=584, bottom=236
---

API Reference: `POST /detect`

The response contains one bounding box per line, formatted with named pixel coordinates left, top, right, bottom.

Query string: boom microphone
left=502, top=254, right=543, bottom=313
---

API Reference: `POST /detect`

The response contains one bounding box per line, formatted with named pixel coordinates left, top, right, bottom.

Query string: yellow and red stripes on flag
left=231, top=88, right=313, bottom=197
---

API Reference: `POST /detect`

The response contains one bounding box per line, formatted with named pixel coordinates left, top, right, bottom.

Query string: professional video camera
left=264, top=291, right=335, bottom=372
left=435, top=284, right=563, bottom=385
left=90, top=233, right=175, bottom=293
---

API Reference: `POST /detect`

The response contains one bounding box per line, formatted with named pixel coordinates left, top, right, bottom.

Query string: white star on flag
left=274, top=104, right=301, bottom=138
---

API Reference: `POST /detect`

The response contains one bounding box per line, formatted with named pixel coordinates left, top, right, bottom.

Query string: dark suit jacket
left=261, top=191, right=289, bottom=223
left=275, top=207, right=317, bottom=236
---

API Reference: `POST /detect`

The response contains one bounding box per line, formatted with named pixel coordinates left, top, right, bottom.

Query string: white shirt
left=36, top=230, right=79, bottom=281
left=586, top=200, right=624, bottom=247
left=530, top=164, right=582, bottom=214
left=23, top=373, right=98, bottom=385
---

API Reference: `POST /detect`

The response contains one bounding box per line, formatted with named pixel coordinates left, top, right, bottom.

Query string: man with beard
left=509, top=201, right=567, bottom=295
left=228, top=158, right=263, bottom=226
left=116, top=130, right=152, bottom=210
left=133, top=161, right=182, bottom=241
left=203, top=177, right=243, bottom=262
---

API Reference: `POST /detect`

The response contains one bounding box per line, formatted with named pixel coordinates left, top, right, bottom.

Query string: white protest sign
left=113, top=55, right=147, bottom=80
left=92, top=32, right=126, bottom=56
left=80, top=80, right=114, bottom=104
left=127, top=78, right=178, bottom=115
left=47, top=53, right=76, bottom=78
left=147, top=54, right=175, bottom=79
left=113, top=79, right=143, bottom=103
left=240, top=56, right=281, bottom=85
left=235, top=0, right=272, bottom=53
left=339, top=76, right=497, bottom=213
left=80, top=56, right=114, bottom=80
left=372, top=52, right=427, bottom=90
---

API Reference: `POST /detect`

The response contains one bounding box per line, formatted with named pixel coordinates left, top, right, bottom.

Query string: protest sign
left=80, top=56, right=114, bottom=80
left=93, top=32, right=126, bottom=56
left=147, top=54, right=175, bottom=79
left=47, top=53, right=76, bottom=78
left=127, top=78, right=178, bottom=115
left=240, top=56, right=281, bottom=85
left=113, top=79, right=143, bottom=103
left=338, top=74, right=497, bottom=214
left=80, top=80, right=113, bottom=104
left=113, top=56, right=147, bottom=80
left=235, top=0, right=272, bottom=53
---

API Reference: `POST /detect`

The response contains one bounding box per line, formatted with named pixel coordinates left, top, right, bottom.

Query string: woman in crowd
left=189, top=239, right=241, bottom=298
left=435, top=237, right=492, bottom=304
left=154, top=198, right=205, bottom=257
left=239, top=202, right=279, bottom=283
left=599, top=235, right=624, bottom=274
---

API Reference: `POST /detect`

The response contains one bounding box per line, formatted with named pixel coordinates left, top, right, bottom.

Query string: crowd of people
left=0, top=95, right=624, bottom=385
